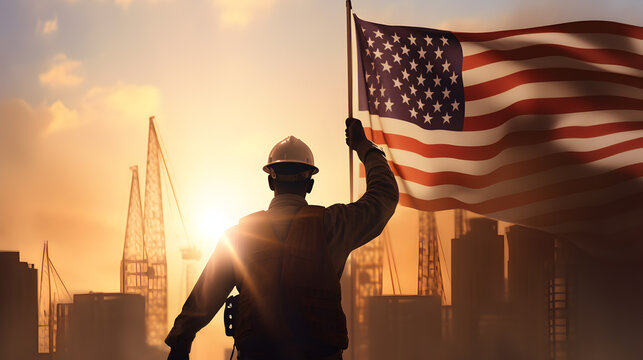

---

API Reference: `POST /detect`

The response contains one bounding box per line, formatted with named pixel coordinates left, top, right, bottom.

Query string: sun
left=193, top=208, right=236, bottom=248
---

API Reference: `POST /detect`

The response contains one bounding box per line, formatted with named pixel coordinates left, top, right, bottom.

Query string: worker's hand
left=345, top=117, right=367, bottom=151
left=167, top=347, right=189, bottom=360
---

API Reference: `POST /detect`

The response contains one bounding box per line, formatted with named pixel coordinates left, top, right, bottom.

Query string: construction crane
left=121, top=116, right=199, bottom=346
left=38, top=241, right=71, bottom=355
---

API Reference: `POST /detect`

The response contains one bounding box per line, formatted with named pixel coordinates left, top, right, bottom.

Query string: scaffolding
left=548, top=240, right=569, bottom=360
left=417, top=211, right=445, bottom=302
left=350, top=233, right=383, bottom=360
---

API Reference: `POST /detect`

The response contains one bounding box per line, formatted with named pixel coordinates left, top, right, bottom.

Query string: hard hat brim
left=263, top=160, right=319, bottom=175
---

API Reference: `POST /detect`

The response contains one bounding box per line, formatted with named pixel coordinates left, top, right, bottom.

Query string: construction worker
left=166, top=118, right=398, bottom=360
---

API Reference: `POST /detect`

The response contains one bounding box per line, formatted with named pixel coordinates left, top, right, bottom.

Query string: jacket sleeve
left=164, top=228, right=237, bottom=353
left=324, top=139, right=399, bottom=269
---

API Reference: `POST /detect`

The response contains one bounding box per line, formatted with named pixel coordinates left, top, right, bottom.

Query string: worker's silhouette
left=166, top=118, right=398, bottom=360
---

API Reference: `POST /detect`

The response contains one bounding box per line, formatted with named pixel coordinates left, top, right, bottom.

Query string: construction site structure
left=38, top=242, right=72, bottom=354
left=121, top=166, right=149, bottom=297
left=143, top=117, right=168, bottom=346
left=548, top=240, right=569, bottom=360
left=180, top=245, right=202, bottom=297
left=350, top=231, right=383, bottom=360
left=121, top=116, right=198, bottom=346
left=454, top=208, right=469, bottom=239
left=417, top=211, right=445, bottom=302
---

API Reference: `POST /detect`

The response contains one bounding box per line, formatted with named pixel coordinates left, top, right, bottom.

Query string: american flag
left=354, top=15, right=643, bottom=243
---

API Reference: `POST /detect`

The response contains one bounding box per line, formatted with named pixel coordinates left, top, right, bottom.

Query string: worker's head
left=263, top=136, right=318, bottom=197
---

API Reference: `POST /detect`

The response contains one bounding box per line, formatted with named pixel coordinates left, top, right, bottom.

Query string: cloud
left=39, top=54, right=84, bottom=88
left=213, top=0, right=278, bottom=27
left=83, top=83, right=161, bottom=120
left=46, top=101, right=80, bottom=134
left=42, top=16, right=58, bottom=34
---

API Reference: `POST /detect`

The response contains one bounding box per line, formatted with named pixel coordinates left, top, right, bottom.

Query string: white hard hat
left=263, top=136, right=319, bottom=175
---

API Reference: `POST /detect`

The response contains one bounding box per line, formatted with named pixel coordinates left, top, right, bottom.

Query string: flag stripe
left=463, top=57, right=642, bottom=87
left=454, top=21, right=643, bottom=42
left=462, top=45, right=643, bottom=71
left=464, top=68, right=643, bottom=101
left=387, top=149, right=643, bottom=205
left=464, top=96, right=643, bottom=131
left=365, top=138, right=643, bottom=188
left=366, top=122, right=643, bottom=160
left=366, top=111, right=641, bottom=146
left=466, top=82, right=643, bottom=117
left=397, top=161, right=643, bottom=213
left=460, top=33, right=643, bottom=56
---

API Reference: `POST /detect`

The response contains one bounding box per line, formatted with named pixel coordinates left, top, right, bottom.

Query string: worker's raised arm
left=324, top=118, right=399, bottom=268
left=165, top=228, right=237, bottom=359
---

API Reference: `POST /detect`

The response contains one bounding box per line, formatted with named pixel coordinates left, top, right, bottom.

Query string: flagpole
left=346, top=0, right=354, bottom=202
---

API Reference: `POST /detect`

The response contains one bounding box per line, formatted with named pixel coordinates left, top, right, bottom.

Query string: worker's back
left=231, top=205, right=347, bottom=359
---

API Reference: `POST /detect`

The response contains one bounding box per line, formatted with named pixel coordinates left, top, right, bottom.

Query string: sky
left=0, top=0, right=641, bottom=358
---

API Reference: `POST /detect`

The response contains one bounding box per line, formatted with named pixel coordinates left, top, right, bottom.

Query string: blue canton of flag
left=355, top=15, right=465, bottom=131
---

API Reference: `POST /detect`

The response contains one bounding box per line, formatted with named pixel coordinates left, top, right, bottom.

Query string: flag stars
left=440, top=36, right=449, bottom=46
left=418, top=47, right=427, bottom=59
left=373, top=48, right=383, bottom=59
left=435, top=47, right=443, bottom=59
left=410, top=108, right=418, bottom=118
left=433, top=101, right=443, bottom=113
left=383, top=41, right=393, bottom=51
left=451, top=100, right=460, bottom=111
left=424, top=88, right=434, bottom=99
left=450, top=72, right=459, bottom=84
left=381, top=61, right=392, bottom=73
left=376, top=73, right=381, bottom=82
left=384, top=98, right=394, bottom=112
left=424, top=113, right=432, bottom=124
left=392, top=53, right=402, bottom=64
left=433, top=75, right=442, bottom=87
left=426, top=62, right=434, bottom=73
left=374, top=29, right=384, bottom=39
left=401, top=69, right=411, bottom=81
left=365, top=72, right=371, bottom=81
left=401, top=93, right=411, bottom=104
left=392, top=33, right=401, bottom=43
left=408, top=34, right=417, bottom=45
left=442, top=60, right=451, bottom=72
left=409, top=84, right=418, bottom=95
left=379, top=85, right=386, bottom=96
left=367, top=38, right=375, bottom=47
left=442, top=113, right=452, bottom=124
left=401, top=45, right=410, bottom=56
left=373, top=98, right=381, bottom=108
left=365, top=49, right=371, bottom=56
left=369, top=84, right=376, bottom=95
left=442, top=88, right=451, bottom=99
left=409, top=59, right=419, bottom=71
left=393, top=78, right=403, bottom=89
left=417, top=99, right=425, bottom=110
left=417, top=74, right=426, bottom=86
left=424, top=35, right=433, bottom=46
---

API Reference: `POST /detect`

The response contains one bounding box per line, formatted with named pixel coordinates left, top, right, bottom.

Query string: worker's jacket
left=232, top=205, right=347, bottom=358
left=165, top=139, right=398, bottom=358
